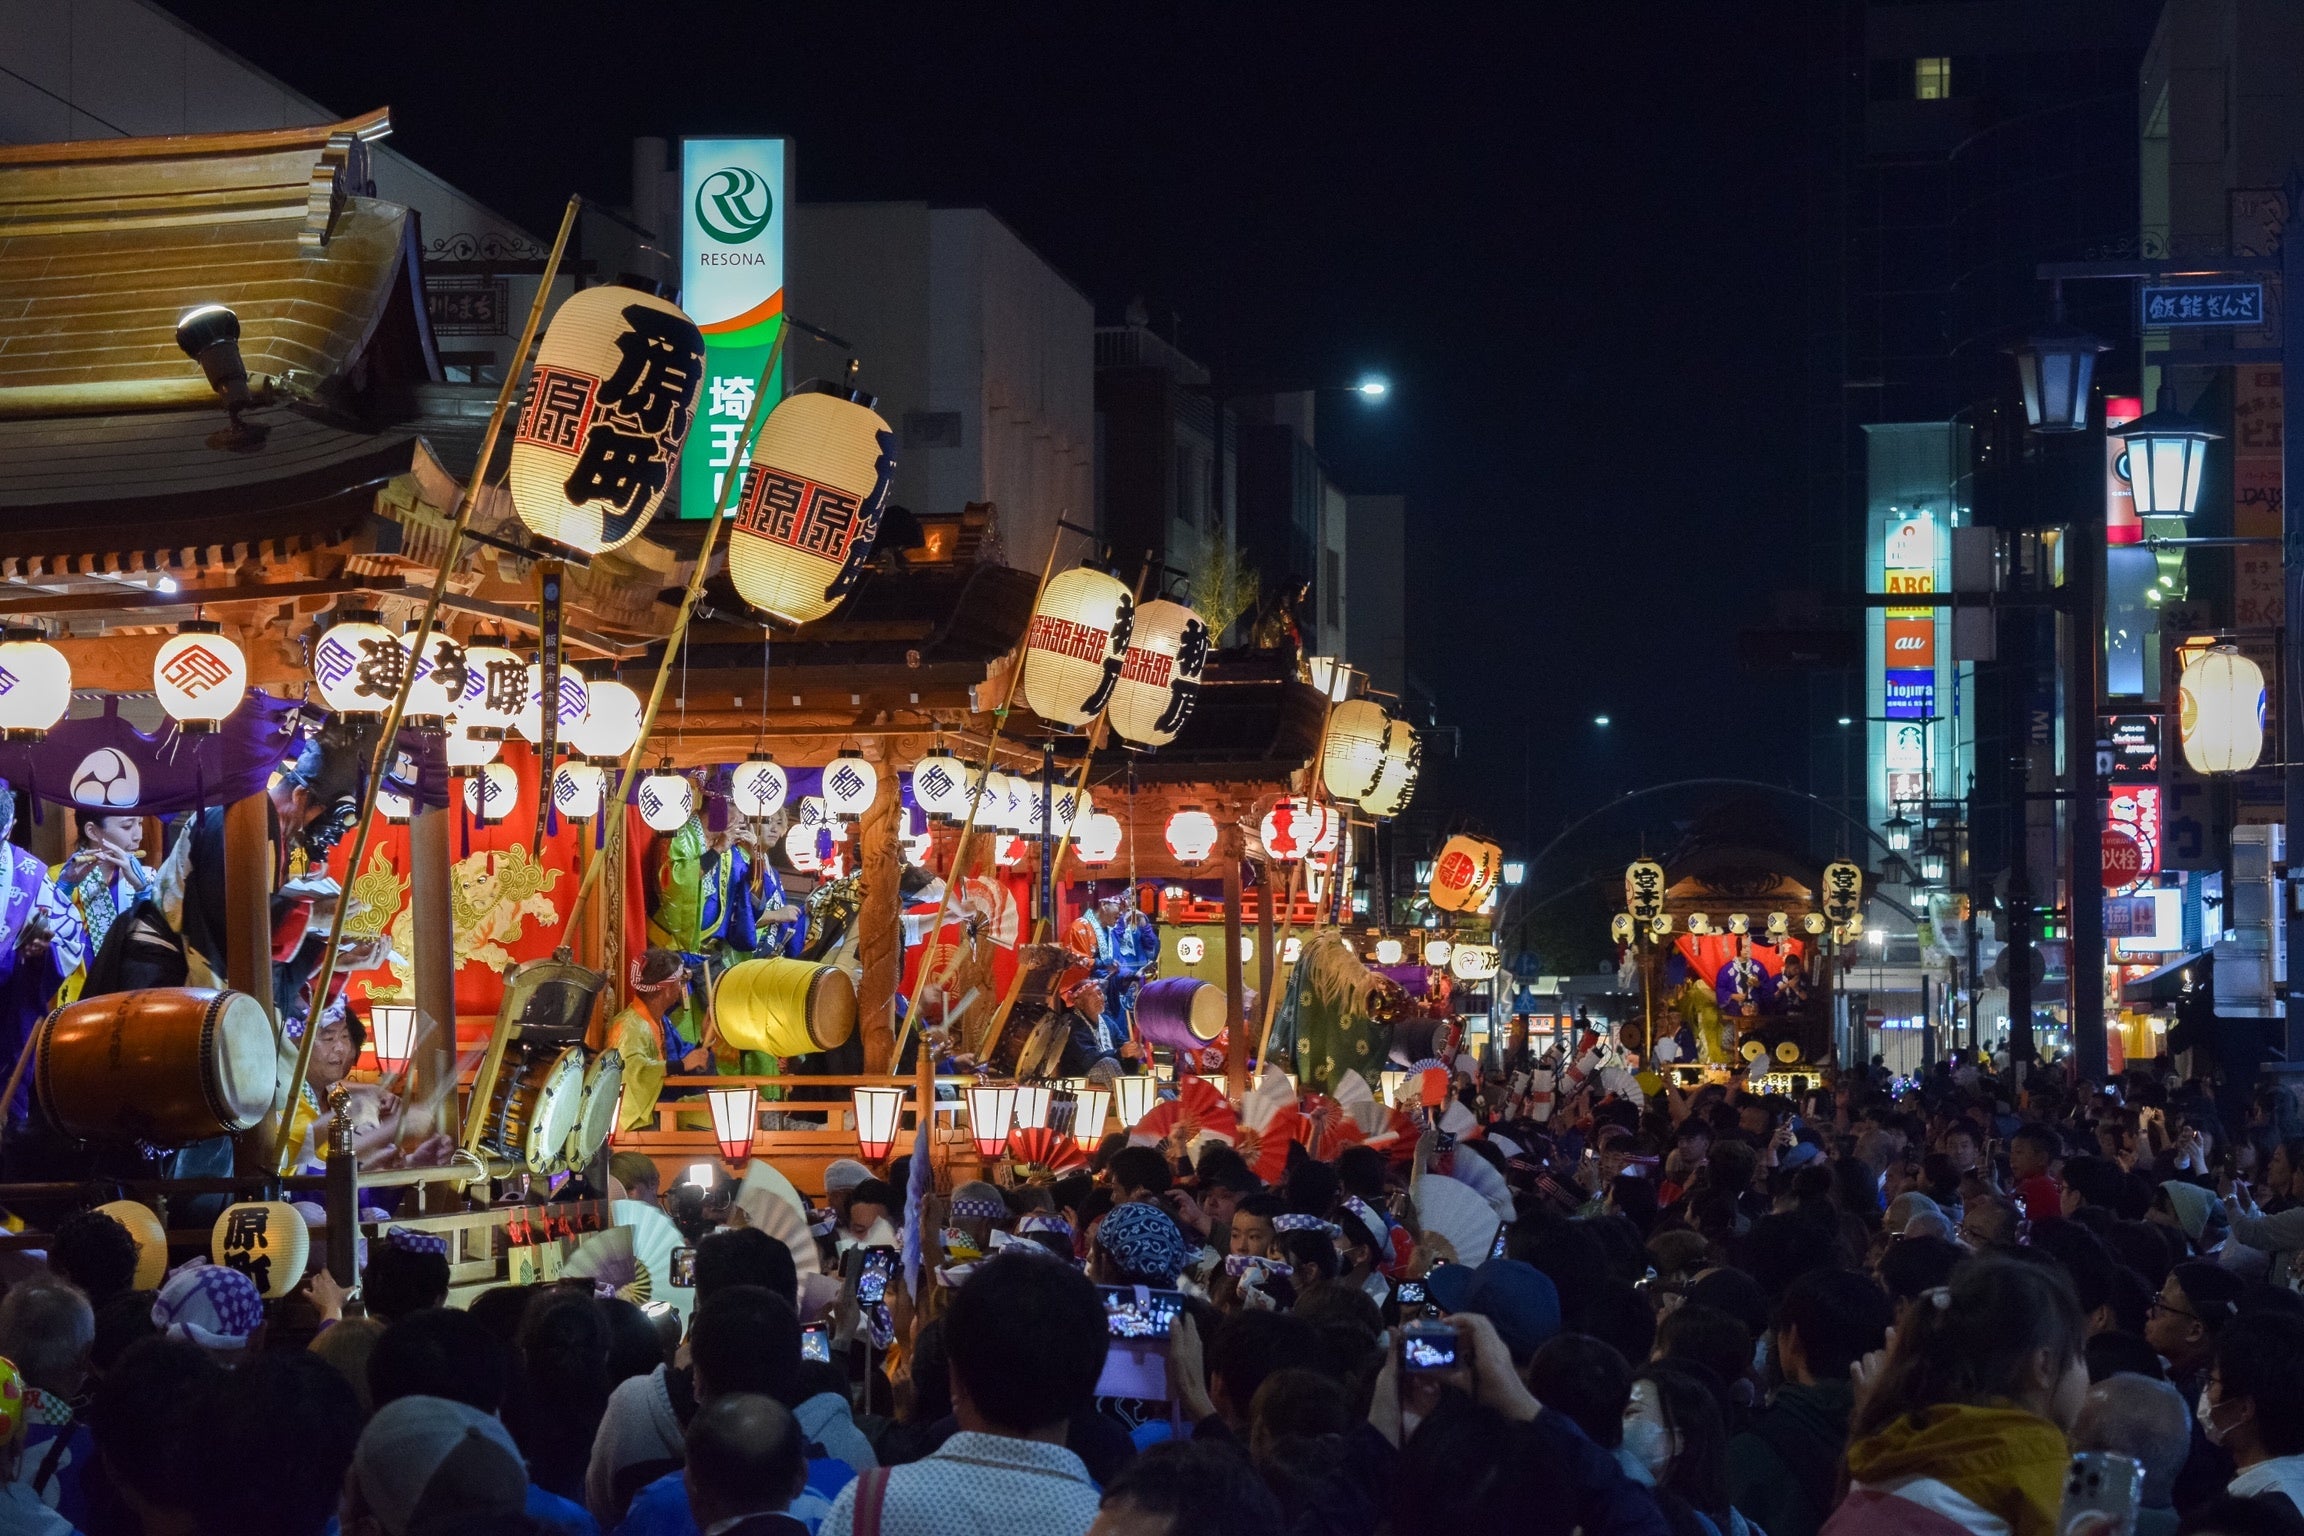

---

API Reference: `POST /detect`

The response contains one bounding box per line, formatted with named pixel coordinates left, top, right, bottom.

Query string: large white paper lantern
left=514, top=663, right=588, bottom=743
left=1164, top=806, right=1219, bottom=867
left=510, top=285, right=704, bottom=556
left=152, top=621, right=247, bottom=732
left=796, top=794, right=828, bottom=829
left=2179, top=646, right=2267, bottom=774
left=1430, top=834, right=1504, bottom=913
left=1450, top=944, right=1502, bottom=982
left=783, top=821, right=823, bottom=872
left=1076, top=811, right=1123, bottom=866
left=910, top=750, right=970, bottom=821
left=1022, top=566, right=1133, bottom=730
left=1107, top=598, right=1210, bottom=748
left=1053, top=784, right=1093, bottom=839
left=731, top=752, right=788, bottom=819
left=457, top=643, right=529, bottom=738
left=1258, top=797, right=1334, bottom=863
left=443, top=726, right=499, bottom=769
left=398, top=628, right=467, bottom=722
left=554, top=760, right=606, bottom=820
left=1360, top=718, right=1422, bottom=818
left=310, top=611, right=396, bottom=716
left=729, top=383, right=897, bottom=625
left=824, top=752, right=879, bottom=819
left=638, top=770, right=695, bottom=832
left=463, top=761, right=519, bottom=821
left=376, top=784, right=413, bottom=822
left=568, top=676, right=644, bottom=761
left=1321, top=700, right=1391, bottom=806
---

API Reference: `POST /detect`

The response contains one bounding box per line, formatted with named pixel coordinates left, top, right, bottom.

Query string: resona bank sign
left=680, top=139, right=789, bottom=518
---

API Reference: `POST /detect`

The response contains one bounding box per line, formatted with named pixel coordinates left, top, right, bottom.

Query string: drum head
left=502, top=958, right=607, bottom=1042
left=211, top=992, right=280, bottom=1130
left=524, top=1048, right=588, bottom=1171
left=567, top=1049, right=624, bottom=1171
left=805, top=966, right=857, bottom=1051
left=1185, top=981, right=1228, bottom=1043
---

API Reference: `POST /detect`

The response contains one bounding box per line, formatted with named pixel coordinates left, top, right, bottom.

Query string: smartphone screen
left=1489, top=1223, right=1509, bottom=1259
left=801, top=1323, right=831, bottom=1363
left=1401, top=1322, right=1459, bottom=1371
left=856, top=1247, right=897, bottom=1306
left=669, top=1247, right=696, bottom=1288
left=1394, top=1278, right=1427, bottom=1308
left=1100, top=1286, right=1183, bottom=1340
left=1095, top=1286, right=1184, bottom=1402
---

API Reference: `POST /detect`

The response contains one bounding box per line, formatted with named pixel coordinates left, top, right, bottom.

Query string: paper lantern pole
left=281, top=195, right=582, bottom=1177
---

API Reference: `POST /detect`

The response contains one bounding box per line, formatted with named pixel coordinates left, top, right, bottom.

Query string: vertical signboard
left=2234, top=366, right=2284, bottom=627
left=681, top=138, right=789, bottom=519
left=2106, top=396, right=2142, bottom=546
left=1882, top=518, right=1937, bottom=721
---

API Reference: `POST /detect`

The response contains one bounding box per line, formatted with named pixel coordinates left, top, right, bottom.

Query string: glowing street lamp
left=1355, top=376, right=1390, bottom=400
left=2111, top=387, right=2219, bottom=517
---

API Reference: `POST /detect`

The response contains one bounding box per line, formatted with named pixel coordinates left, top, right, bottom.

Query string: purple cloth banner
left=0, top=692, right=301, bottom=816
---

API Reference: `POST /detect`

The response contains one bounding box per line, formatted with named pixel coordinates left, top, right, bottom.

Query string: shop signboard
left=2141, top=283, right=2264, bottom=327
left=1882, top=517, right=1937, bottom=721
left=680, top=138, right=789, bottom=519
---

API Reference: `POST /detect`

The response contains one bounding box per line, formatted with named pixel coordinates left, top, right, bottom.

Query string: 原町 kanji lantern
left=729, top=383, right=897, bottom=625
left=1359, top=718, right=1421, bottom=818
left=210, top=1200, right=309, bottom=1300
left=509, top=285, right=705, bottom=556
left=152, top=620, right=247, bottom=732
left=910, top=750, right=969, bottom=821
left=310, top=611, right=396, bottom=716
left=457, top=642, right=529, bottom=738
left=1429, top=834, right=1504, bottom=913
left=2179, top=645, right=2266, bottom=774
left=1320, top=699, right=1391, bottom=806
left=824, top=751, right=878, bottom=819
left=1023, top=566, right=1133, bottom=730
left=730, top=752, right=788, bottom=819
left=1164, top=806, right=1219, bottom=867
left=1107, top=598, right=1210, bottom=748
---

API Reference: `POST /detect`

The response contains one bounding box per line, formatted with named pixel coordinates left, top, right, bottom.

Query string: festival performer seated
left=614, top=948, right=714, bottom=1134
left=280, top=999, right=454, bottom=1174
left=0, top=783, right=83, bottom=1119
left=48, top=812, right=151, bottom=1004
left=1056, top=972, right=1122, bottom=1078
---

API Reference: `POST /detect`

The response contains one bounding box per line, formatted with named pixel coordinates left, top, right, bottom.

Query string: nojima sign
left=680, top=138, right=790, bottom=519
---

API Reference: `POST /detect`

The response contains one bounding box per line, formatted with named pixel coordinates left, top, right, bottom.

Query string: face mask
left=2198, top=1388, right=2238, bottom=1448
left=1622, top=1415, right=1678, bottom=1479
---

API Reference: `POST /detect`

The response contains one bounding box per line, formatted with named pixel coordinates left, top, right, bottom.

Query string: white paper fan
left=735, top=1160, right=821, bottom=1277
left=563, top=1199, right=694, bottom=1326
left=1448, top=1149, right=1518, bottom=1222
left=1333, top=1069, right=1391, bottom=1137
left=1411, top=1174, right=1499, bottom=1270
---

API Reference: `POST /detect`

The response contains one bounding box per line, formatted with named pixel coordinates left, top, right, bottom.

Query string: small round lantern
left=639, top=769, right=696, bottom=832
left=1075, top=811, right=1124, bottom=866
left=1164, top=806, right=1219, bottom=867
left=730, top=752, right=788, bottom=819
left=97, top=1200, right=168, bottom=1291
left=515, top=662, right=588, bottom=743
left=152, top=620, right=247, bottom=732
left=1429, top=834, right=1503, bottom=914
left=823, top=751, right=879, bottom=819
left=1257, top=797, right=1333, bottom=863
left=463, top=761, right=519, bottom=822
left=910, top=750, right=970, bottom=821
left=1374, top=938, right=1405, bottom=966
left=310, top=610, right=396, bottom=717
left=1423, top=939, right=1453, bottom=967
left=553, top=760, right=606, bottom=820
left=1022, top=565, right=1132, bottom=729
left=2179, top=645, right=2267, bottom=774
left=210, top=1199, right=310, bottom=1300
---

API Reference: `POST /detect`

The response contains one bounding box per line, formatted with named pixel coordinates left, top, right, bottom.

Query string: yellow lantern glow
left=1320, top=699, right=1391, bottom=805
left=1107, top=598, right=1210, bottom=747
left=456, top=642, right=528, bottom=738
left=509, top=285, right=704, bottom=556
left=1023, top=566, right=1133, bottom=729
left=1429, top=834, right=1502, bottom=914
left=96, top=1200, right=167, bottom=1291
left=368, top=1002, right=419, bottom=1076
left=152, top=621, right=246, bottom=732
left=1071, top=1086, right=1111, bottom=1151
left=1360, top=718, right=1421, bottom=818
left=2179, top=645, right=2266, bottom=774
left=1164, top=806, right=1219, bottom=866
left=729, top=383, right=897, bottom=625
left=210, top=1199, right=310, bottom=1300
left=309, top=611, right=396, bottom=717
left=731, top=752, right=788, bottom=818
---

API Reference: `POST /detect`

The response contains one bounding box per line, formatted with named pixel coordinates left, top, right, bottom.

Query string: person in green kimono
left=1273, top=929, right=1384, bottom=1096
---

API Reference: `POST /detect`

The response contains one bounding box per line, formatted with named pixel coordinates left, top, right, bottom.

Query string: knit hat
left=1094, top=1201, right=1188, bottom=1285
left=1458, top=1259, right=1562, bottom=1363
left=2160, top=1181, right=2220, bottom=1244
left=351, top=1395, right=527, bottom=1536
left=1424, top=1262, right=1477, bottom=1315
left=151, top=1262, right=264, bottom=1354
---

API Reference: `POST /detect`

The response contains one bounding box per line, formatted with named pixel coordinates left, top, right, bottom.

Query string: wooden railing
left=612, top=1073, right=988, bottom=1198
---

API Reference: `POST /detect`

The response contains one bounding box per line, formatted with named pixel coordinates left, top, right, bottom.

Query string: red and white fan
left=561, top=1199, right=693, bottom=1326
left=1007, top=1126, right=1088, bottom=1179
left=1296, top=1084, right=1367, bottom=1163
left=1129, top=1075, right=1237, bottom=1149
left=1235, top=1068, right=1303, bottom=1183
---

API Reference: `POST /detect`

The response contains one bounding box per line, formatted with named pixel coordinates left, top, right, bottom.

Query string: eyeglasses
left=2148, top=1294, right=2200, bottom=1322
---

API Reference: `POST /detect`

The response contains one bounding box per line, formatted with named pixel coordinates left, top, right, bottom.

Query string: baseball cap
left=1458, top=1259, right=1562, bottom=1363
left=351, top=1395, right=527, bottom=1536
left=1423, top=1262, right=1477, bottom=1314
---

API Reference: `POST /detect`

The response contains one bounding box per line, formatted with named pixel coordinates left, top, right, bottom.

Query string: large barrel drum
left=35, top=988, right=276, bottom=1144
left=714, top=959, right=857, bottom=1056
left=1134, top=977, right=1229, bottom=1055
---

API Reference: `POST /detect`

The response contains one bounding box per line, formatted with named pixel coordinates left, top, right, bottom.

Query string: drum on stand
left=713, top=959, right=857, bottom=1057
left=35, top=988, right=276, bottom=1144
left=1134, top=977, right=1230, bottom=1056
left=480, top=1043, right=586, bottom=1173
left=564, top=1048, right=624, bottom=1173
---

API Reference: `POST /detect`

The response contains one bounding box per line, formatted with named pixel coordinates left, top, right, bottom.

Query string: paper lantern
left=824, top=752, right=878, bottom=819
left=1258, top=797, right=1334, bottom=863
left=707, top=1085, right=758, bottom=1164
left=568, top=677, right=643, bottom=760
left=509, top=285, right=704, bottom=556
left=1051, top=784, right=1092, bottom=839
left=1023, top=784, right=1049, bottom=838
left=152, top=621, right=247, bottom=732
left=1321, top=699, right=1391, bottom=805
left=910, top=750, right=970, bottom=821
left=1450, top=944, right=1501, bottom=982
left=1013, top=1084, right=1054, bottom=1133
left=1282, top=935, right=1302, bottom=963
left=1075, top=811, right=1124, bottom=866
left=1820, top=861, right=1865, bottom=926
left=1022, top=565, right=1133, bottom=729
left=96, top=1200, right=167, bottom=1291
left=554, top=760, right=605, bottom=820
left=639, top=771, right=695, bottom=832
left=852, top=1085, right=904, bottom=1161
left=1175, top=935, right=1206, bottom=964
left=1072, top=1086, right=1112, bottom=1150
left=730, top=752, right=789, bottom=819
left=310, top=611, right=396, bottom=716
left=1423, top=940, right=1453, bottom=966
left=1107, top=598, right=1211, bottom=747
left=457, top=642, right=529, bottom=738
left=1165, top=806, right=1219, bottom=866
left=796, top=795, right=828, bottom=828
left=1429, top=834, right=1503, bottom=913
left=1360, top=719, right=1421, bottom=818
left=442, top=727, right=500, bottom=770
left=783, top=821, right=822, bottom=872
left=514, top=663, right=588, bottom=743
left=978, top=772, right=1013, bottom=831
left=211, top=1200, right=310, bottom=1300
left=1374, top=938, right=1405, bottom=965
left=729, top=382, right=897, bottom=625
left=993, top=835, right=1028, bottom=868
left=398, top=628, right=467, bottom=722
left=369, top=1002, right=419, bottom=1076
left=2179, top=646, right=2266, bottom=774
left=464, top=761, right=519, bottom=821
left=1113, top=1074, right=1157, bottom=1129
left=967, top=1084, right=1016, bottom=1158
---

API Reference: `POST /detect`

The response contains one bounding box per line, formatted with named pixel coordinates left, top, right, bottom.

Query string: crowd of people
left=5, top=1049, right=2304, bottom=1536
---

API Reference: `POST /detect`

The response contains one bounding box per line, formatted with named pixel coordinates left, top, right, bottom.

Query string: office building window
left=1914, top=57, right=1950, bottom=100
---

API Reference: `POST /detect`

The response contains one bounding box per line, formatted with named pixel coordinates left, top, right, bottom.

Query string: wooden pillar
left=409, top=804, right=459, bottom=1150
left=856, top=752, right=902, bottom=1073
left=1222, top=819, right=1246, bottom=1102
left=223, top=792, right=276, bottom=1173
left=28, top=805, right=68, bottom=867
left=1254, top=861, right=1276, bottom=1070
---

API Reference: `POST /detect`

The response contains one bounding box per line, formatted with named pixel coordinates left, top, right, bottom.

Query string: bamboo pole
left=1250, top=663, right=1346, bottom=1079
left=275, top=195, right=582, bottom=1176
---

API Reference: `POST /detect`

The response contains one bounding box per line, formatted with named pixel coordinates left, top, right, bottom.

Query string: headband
left=949, top=1195, right=1009, bottom=1223
left=1273, top=1213, right=1337, bottom=1235
left=383, top=1227, right=448, bottom=1257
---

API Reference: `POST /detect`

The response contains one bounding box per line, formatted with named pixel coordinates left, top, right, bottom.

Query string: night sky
left=162, top=2, right=1811, bottom=860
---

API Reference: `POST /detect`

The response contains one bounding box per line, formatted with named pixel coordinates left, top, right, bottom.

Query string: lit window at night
left=1914, top=57, right=1950, bottom=100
